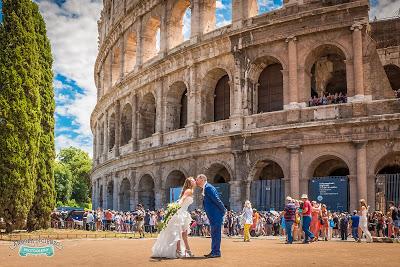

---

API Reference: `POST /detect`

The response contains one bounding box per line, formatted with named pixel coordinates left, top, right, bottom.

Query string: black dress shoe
left=207, top=254, right=221, bottom=258
left=204, top=252, right=212, bottom=257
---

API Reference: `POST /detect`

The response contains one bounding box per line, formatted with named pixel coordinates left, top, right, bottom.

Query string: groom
left=196, top=174, right=227, bottom=258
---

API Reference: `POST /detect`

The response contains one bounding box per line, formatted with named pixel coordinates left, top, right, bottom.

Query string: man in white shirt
left=86, top=211, right=94, bottom=231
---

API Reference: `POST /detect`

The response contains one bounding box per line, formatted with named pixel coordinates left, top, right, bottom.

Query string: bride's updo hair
left=179, top=177, right=194, bottom=199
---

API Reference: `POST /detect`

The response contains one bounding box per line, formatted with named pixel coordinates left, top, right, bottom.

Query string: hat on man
left=301, top=194, right=308, bottom=199
left=286, top=196, right=293, bottom=202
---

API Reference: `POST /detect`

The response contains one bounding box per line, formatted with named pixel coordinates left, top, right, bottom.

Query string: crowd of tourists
left=50, top=199, right=399, bottom=243
left=308, top=92, right=347, bottom=107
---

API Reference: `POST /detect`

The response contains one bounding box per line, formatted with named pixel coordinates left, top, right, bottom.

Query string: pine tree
left=0, top=0, right=41, bottom=233
left=27, top=1, right=56, bottom=231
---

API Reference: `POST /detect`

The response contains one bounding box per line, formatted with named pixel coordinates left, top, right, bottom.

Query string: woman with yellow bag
left=242, top=200, right=253, bottom=242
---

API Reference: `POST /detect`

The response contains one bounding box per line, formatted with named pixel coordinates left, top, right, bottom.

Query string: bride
left=152, top=177, right=195, bottom=258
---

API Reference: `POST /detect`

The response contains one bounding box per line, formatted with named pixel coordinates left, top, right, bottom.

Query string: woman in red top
left=310, top=201, right=321, bottom=241
left=321, top=204, right=329, bottom=241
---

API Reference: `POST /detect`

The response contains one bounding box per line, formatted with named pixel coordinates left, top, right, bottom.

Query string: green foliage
left=27, top=1, right=56, bottom=231
left=0, top=0, right=42, bottom=232
left=54, top=161, right=73, bottom=203
left=56, top=147, right=93, bottom=207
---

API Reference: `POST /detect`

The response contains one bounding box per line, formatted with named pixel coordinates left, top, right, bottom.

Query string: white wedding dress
left=151, top=196, right=193, bottom=258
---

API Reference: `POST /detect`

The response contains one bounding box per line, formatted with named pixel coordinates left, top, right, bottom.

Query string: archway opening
left=168, top=1, right=191, bottom=49
left=121, top=104, right=132, bottom=146
left=214, top=75, right=230, bottom=121
left=107, top=180, right=114, bottom=210
left=119, top=178, right=131, bottom=211
left=143, top=16, right=161, bottom=62
left=251, top=160, right=285, bottom=211
left=307, top=45, right=347, bottom=106
left=384, top=64, right=400, bottom=92
left=138, top=93, right=156, bottom=139
left=202, top=68, right=230, bottom=123
left=108, top=113, right=116, bottom=151
left=257, top=63, right=283, bottom=113
left=166, top=82, right=188, bottom=132
left=125, top=31, right=137, bottom=73
left=166, top=170, right=186, bottom=203
left=309, top=156, right=350, bottom=211
left=206, top=163, right=231, bottom=208
left=138, top=175, right=155, bottom=211
left=375, top=152, right=400, bottom=211
left=111, top=45, right=121, bottom=85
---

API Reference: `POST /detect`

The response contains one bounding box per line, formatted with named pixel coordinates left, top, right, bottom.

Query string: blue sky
left=1, top=0, right=399, bottom=157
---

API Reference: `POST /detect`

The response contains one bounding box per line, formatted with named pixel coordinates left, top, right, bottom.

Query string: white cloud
left=37, top=0, right=102, bottom=155
left=216, top=1, right=225, bottom=9
left=55, top=135, right=92, bottom=157
left=370, top=0, right=400, bottom=19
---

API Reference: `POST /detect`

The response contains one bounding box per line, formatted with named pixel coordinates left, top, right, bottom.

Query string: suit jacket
left=203, top=183, right=226, bottom=226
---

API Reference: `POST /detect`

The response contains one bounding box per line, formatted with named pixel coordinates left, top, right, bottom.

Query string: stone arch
left=108, top=113, right=116, bottom=151
left=247, top=155, right=288, bottom=182
left=383, top=64, right=400, bottom=91
left=125, top=30, right=137, bottom=73
left=204, top=162, right=232, bottom=183
left=99, top=122, right=104, bottom=155
left=305, top=153, right=351, bottom=179
left=138, top=93, right=156, bottom=139
left=165, top=81, right=188, bottom=132
left=119, top=178, right=131, bottom=211
left=99, top=184, right=104, bottom=208
left=143, top=16, right=161, bottom=62
left=303, top=43, right=349, bottom=100
left=165, top=170, right=186, bottom=202
left=138, top=174, right=155, bottom=210
left=248, top=158, right=285, bottom=211
left=201, top=67, right=232, bottom=123
left=107, top=180, right=114, bottom=210
left=120, top=103, right=132, bottom=146
left=374, top=152, right=400, bottom=211
left=111, top=44, right=121, bottom=85
left=168, top=0, right=191, bottom=49
left=374, top=152, right=400, bottom=175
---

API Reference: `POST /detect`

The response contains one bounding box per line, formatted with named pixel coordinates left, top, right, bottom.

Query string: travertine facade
left=91, top=0, right=400, bottom=212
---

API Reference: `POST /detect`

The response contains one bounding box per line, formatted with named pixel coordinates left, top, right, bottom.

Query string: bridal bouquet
left=157, top=202, right=181, bottom=232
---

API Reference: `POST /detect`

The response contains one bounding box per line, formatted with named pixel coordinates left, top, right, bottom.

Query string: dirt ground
left=0, top=237, right=399, bottom=267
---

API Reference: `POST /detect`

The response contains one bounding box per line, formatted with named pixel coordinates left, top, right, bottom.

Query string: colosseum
left=90, top=0, right=400, bottom=213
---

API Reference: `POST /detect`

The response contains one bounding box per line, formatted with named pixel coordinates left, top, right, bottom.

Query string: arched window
left=138, top=93, right=156, bottom=139
left=180, top=89, right=188, bottom=128
left=215, top=0, right=232, bottom=29
left=108, top=113, right=116, bottom=151
left=165, top=82, right=187, bottom=132
left=214, top=75, right=230, bottom=121
left=121, top=104, right=132, bottom=146
left=125, top=31, right=137, bottom=73
left=201, top=0, right=232, bottom=34
left=111, top=45, right=121, bottom=85
left=257, top=63, right=283, bottom=113
left=168, top=1, right=191, bottom=49
left=143, top=17, right=161, bottom=62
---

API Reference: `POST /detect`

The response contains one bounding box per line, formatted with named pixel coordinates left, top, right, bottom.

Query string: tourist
left=321, top=204, right=329, bottom=241
left=339, top=213, right=349, bottom=240
left=350, top=210, right=360, bottom=242
left=86, top=210, right=95, bottom=231
left=388, top=201, right=399, bottom=238
left=282, top=196, right=296, bottom=244
left=301, top=194, right=315, bottom=244
left=242, top=200, right=253, bottom=242
left=310, top=201, right=321, bottom=241
left=359, top=199, right=373, bottom=243
left=136, top=204, right=145, bottom=238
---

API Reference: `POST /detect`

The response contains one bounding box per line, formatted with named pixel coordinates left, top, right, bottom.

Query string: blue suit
left=203, top=183, right=226, bottom=256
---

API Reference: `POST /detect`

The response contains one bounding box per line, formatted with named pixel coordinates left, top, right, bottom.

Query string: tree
left=57, top=147, right=92, bottom=207
left=54, top=161, right=73, bottom=204
left=27, top=1, right=56, bottom=231
left=0, top=0, right=42, bottom=233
